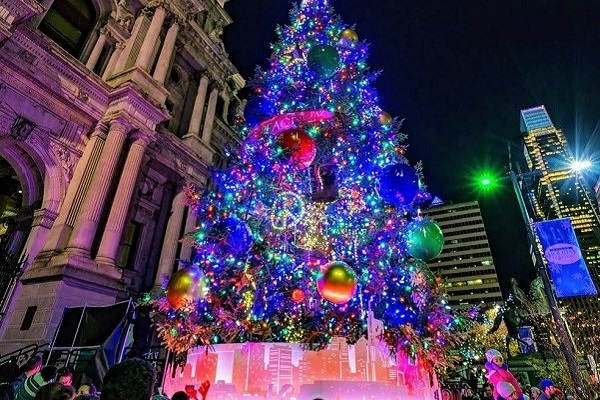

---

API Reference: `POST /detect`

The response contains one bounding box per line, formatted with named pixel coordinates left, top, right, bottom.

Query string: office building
left=422, top=201, right=503, bottom=309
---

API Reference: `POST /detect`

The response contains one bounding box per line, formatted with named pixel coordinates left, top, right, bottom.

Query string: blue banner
left=534, top=218, right=598, bottom=298
left=518, top=326, right=536, bottom=354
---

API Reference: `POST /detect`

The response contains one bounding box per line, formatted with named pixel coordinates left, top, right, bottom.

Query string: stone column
left=178, top=206, right=197, bottom=262
left=201, top=85, right=219, bottom=143
left=86, top=27, right=110, bottom=71
left=153, top=20, right=180, bottom=84
left=102, top=42, right=125, bottom=80
left=136, top=6, right=167, bottom=71
left=42, top=124, right=108, bottom=253
left=95, top=131, right=154, bottom=265
left=222, top=94, right=231, bottom=121
left=66, top=118, right=130, bottom=255
left=186, top=74, right=209, bottom=137
left=22, top=208, right=58, bottom=265
left=154, top=188, right=186, bottom=285
left=113, top=12, right=147, bottom=73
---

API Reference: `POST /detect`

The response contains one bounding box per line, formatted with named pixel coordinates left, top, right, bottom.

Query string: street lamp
left=474, top=147, right=588, bottom=394
left=508, top=166, right=585, bottom=395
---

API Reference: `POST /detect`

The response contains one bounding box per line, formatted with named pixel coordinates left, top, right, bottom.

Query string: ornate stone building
left=0, top=0, right=244, bottom=353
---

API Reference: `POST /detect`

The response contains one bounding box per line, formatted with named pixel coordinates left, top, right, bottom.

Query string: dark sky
left=221, top=0, right=600, bottom=296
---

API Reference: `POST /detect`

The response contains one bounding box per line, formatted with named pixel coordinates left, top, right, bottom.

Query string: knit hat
left=540, top=378, right=554, bottom=390
left=485, top=348, right=503, bottom=363
left=496, top=381, right=516, bottom=399
left=530, top=387, right=541, bottom=395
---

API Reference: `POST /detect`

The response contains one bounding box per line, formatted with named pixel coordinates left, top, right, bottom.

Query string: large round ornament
left=307, top=45, right=340, bottom=78
left=339, top=29, right=359, bottom=47
left=244, top=97, right=278, bottom=128
left=166, top=267, right=208, bottom=310
left=210, top=216, right=253, bottom=256
left=378, top=163, right=419, bottom=206
left=317, top=261, right=357, bottom=305
left=405, top=220, right=444, bottom=261
left=379, top=111, right=393, bottom=125
left=279, top=128, right=317, bottom=169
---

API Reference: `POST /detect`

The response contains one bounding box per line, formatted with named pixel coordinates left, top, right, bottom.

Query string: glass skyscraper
left=520, top=105, right=600, bottom=326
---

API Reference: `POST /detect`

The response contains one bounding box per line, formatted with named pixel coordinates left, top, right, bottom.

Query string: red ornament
left=291, top=288, right=306, bottom=303
left=279, top=128, right=317, bottom=169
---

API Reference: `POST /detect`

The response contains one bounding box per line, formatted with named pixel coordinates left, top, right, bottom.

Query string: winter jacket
left=484, top=361, right=524, bottom=400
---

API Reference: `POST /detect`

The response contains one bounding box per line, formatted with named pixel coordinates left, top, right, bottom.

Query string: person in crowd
left=33, top=382, right=75, bottom=400
left=529, top=387, right=540, bottom=400
left=15, top=366, right=58, bottom=400
left=56, top=370, right=73, bottom=387
left=536, top=379, right=555, bottom=400
left=0, top=383, right=15, bottom=400
left=76, top=385, right=96, bottom=397
left=497, top=381, right=519, bottom=399
left=481, top=383, right=494, bottom=400
left=10, top=356, right=42, bottom=393
left=171, top=392, right=189, bottom=400
left=462, top=385, right=480, bottom=400
left=484, top=349, right=524, bottom=400
left=552, top=387, right=564, bottom=400
left=151, top=386, right=168, bottom=400
left=99, top=359, right=156, bottom=400
left=74, top=395, right=99, bottom=400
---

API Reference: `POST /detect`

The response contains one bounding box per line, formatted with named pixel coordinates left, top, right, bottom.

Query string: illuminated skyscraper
left=423, top=201, right=503, bottom=309
left=520, top=105, right=600, bottom=318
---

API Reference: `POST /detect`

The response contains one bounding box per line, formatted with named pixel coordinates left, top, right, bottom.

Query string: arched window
left=39, top=0, right=96, bottom=56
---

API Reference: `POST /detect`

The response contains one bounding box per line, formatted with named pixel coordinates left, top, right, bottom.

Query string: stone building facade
left=0, top=0, right=244, bottom=353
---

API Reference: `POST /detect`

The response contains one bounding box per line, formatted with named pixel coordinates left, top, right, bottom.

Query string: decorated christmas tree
left=144, top=0, right=464, bottom=371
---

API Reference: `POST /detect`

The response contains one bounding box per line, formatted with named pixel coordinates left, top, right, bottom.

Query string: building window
left=39, top=0, right=96, bottom=57
left=118, top=222, right=141, bottom=270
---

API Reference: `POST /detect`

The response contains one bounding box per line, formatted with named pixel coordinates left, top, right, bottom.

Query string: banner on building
left=534, top=218, right=598, bottom=298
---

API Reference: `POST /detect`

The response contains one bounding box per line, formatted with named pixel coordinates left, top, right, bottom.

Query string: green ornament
left=405, top=220, right=444, bottom=261
left=307, top=45, right=340, bottom=78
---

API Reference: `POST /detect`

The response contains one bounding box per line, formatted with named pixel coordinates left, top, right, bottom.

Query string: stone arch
left=0, top=137, right=66, bottom=217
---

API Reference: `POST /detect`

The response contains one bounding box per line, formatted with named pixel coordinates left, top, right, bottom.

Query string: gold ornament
left=339, top=29, right=359, bottom=46
left=166, top=267, right=207, bottom=310
left=317, top=261, right=357, bottom=304
left=379, top=111, right=393, bottom=125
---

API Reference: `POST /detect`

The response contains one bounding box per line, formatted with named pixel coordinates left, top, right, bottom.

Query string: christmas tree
left=145, top=0, right=464, bottom=371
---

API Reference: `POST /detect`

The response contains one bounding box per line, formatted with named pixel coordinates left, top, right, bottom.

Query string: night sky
left=221, top=0, right=600, bottom=296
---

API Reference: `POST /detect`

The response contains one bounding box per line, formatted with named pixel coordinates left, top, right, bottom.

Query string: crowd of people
left=445, top=348, right=591, bottom=400
left=0, top=348, right=595, bottom=400
left=0, top=356, right=198, bottom=400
